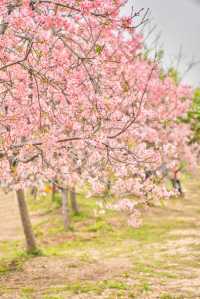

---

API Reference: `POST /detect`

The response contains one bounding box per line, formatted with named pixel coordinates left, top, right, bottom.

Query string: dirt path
left=0, top=191, right=23, bottom=242
left=1, top=176, right=200, bottom=298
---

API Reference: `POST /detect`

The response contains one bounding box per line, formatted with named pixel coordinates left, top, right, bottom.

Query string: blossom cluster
left=0, top=0, right=196, bottom=226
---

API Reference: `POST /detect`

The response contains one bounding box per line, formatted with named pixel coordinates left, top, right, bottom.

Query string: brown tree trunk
left=70, top=186, right=79, bottom=214
left=16, top=189, right=37, bottom=253
left=31, top=187, right=37, bottom=200
left=61, top=188, right=70, bottom=230
left=51, top=182, right=56, bottom=201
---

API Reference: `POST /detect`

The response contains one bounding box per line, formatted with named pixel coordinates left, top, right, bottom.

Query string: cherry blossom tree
left=0, top=0, right=195, bottom=250
left=0, top=0, right=148, bottom=251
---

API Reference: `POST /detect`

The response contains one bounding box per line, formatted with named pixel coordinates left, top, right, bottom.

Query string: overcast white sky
left=125, top=0, right=200, bottom=86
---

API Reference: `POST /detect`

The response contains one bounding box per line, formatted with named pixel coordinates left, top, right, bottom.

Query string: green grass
left=160, top=294, right=184, bottom=299
left=0, top=240, right=25, bottom=275
left=25, top=190, right=195, bottom=263
left=27, top=191, right=62, bottom=214
left=0, top=239, right=43, bottom=276
left=44, top=280, right=129, bottom=296
left=20, top=287, right=35, bottom=299
left=1, top=176, right=200, bottom=298
left=43, top=296, right=64, bottom=299
left=0, top=253, right=27, bottom=275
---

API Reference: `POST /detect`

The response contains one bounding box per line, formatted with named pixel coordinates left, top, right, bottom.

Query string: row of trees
left=0, top=0, right=197, bottom=252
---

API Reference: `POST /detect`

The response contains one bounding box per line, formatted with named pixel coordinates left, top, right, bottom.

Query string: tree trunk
left=61, top=188, right=70, bottom=230
left=70, top=186, right=79, bottom=214
left=16, top=189, right=37, bottom=253
left=31, top=187, right=37, bottom=200
left=51, top=182, right=56, bottom=201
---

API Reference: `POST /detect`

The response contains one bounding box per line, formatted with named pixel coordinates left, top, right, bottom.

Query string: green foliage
left=95, top=44, right=104, bottom=55
left=186, top=87, right=200, bottom=143
left=168, top=67, right=180, bottom=85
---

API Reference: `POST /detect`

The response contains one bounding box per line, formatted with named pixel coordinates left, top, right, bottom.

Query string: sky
left=125, top=0, right=200, bottom=87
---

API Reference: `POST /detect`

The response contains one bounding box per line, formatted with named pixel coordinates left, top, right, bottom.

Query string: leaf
left=95, top=44, right=103, bottom=55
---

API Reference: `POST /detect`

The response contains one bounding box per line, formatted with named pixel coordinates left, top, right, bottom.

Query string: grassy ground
left=0, top=174, right=200, bottom=298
